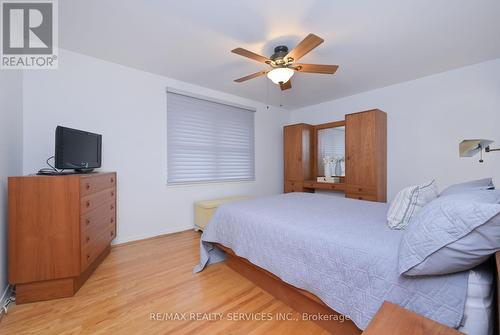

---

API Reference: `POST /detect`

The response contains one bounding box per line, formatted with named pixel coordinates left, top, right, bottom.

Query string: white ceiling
left=59, top=0, right=500, bottom=109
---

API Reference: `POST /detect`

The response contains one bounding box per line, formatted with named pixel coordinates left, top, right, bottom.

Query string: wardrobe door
left=345, top=110, right=386, bottom=202
left=284, top=125, right=312, bottom=180
left=284, top=124, right=312, bottom=193
left=284, top=125, right=303, bottom=182
left=346, top=112, right=376, bottom=188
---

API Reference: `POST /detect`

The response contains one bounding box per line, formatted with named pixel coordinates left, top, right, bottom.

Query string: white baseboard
left=111, top=224, right=193, bottom=245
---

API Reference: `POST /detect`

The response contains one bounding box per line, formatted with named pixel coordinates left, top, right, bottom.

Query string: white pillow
left=387, top=180, right=438, bottom=229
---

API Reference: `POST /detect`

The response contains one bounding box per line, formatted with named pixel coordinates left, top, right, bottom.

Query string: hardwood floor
left=1, top=230, right=329, bottom=334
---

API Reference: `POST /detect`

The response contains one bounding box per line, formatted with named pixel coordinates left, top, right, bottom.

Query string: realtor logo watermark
left=1, top=0, right=58, bottom=69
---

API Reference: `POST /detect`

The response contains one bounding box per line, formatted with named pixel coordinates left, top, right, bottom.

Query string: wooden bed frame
left=216, top=244, right=500, bottom=334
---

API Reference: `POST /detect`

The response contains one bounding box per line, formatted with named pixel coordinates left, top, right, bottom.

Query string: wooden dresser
left=284, top=109, right=387, bottom=202
left=8, top=172, right=117, bottom=304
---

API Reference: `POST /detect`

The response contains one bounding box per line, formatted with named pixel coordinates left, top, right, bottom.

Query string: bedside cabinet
left=362, top=302, right=463, bottom=335
left=8, top=172, right=117, bottom=304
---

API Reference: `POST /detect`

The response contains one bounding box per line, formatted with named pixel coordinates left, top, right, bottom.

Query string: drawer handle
left=86, top=254, right=90, bottom=260
left=86, top=236, right=90, bottom=243
left=111, top=191, right=115, bottom=197
left=358, top=188, right=363, bottom=192
left=86, top=183, right=90, bottom=190
left=86, top=219, right=90, bottom=226
left=86, top=201, right=90, bottom=208
left=358, top=197, right=363, bottom=200
left=110, top=177, right=114, bottom=183
left=110, top=217, right=114, bottom=223
left=110, top=230, right=114, bottom=237
left=110, top=204, right=114, bottom=210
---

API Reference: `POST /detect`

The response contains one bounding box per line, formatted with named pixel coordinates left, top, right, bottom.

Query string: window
left=167, top=91, right=255, bottom=184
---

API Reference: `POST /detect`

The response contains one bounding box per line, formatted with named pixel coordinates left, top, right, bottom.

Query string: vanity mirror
left=317, top=126, right=345, bottom=178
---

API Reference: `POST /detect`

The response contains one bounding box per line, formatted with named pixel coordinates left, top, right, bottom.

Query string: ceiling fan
left=232, top=33, right=338, bottom=91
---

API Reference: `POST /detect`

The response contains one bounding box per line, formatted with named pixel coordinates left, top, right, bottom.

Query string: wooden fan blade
left=231, top=48, right=271, bottom=64
left=280, top=80, right=292, bottom=90
left=285, top=34, right=324, bottom=62
left=234, top=70, right=268, bottom=83
left=294, top=64, right=338, bottom=74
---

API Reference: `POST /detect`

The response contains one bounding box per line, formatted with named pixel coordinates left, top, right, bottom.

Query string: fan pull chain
left=266, top=78, right=270, bottom=109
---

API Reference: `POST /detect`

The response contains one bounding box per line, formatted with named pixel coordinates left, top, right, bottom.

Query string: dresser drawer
left=303, top=181, right=346, bottom=191
left=81, top=188, right=116, bottom=214
left=82, top=211, right=115, bottom=247
left=81, top=223, right=115, bottom=269
left=284, top=181, right=304, bottom=193
left=81, top=200, right=115, bottom=232
left=302, top=181, right=314, bottom=188
left=345, top=185, right=377, bottom=196
left=80, top=173, right=116, bottom=197
left=346, top=193, right=378, bottom=202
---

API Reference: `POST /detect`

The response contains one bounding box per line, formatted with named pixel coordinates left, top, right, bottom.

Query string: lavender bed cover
left=194, top=192, right=468, bottom=330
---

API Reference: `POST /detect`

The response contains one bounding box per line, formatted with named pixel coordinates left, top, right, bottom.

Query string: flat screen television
left=55, top=126, right=102, bottom=173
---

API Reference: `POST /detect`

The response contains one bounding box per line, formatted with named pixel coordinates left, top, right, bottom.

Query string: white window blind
left=167, top=91, right=255, bottom=185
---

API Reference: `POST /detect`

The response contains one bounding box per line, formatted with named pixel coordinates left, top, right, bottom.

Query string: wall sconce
left=459, top=139, right=500, bottom=163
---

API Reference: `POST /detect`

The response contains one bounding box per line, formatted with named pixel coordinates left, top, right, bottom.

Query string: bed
left=194, top=192, right=496, bottom=334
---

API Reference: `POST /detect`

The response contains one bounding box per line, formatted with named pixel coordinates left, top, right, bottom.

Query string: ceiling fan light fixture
left=232, top=33, right=337, bottom=91
left=267, top=67, right=294, bottom=85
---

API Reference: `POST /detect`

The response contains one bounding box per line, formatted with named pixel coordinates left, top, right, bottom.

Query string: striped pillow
left=387, top=180, right=438, bottom=229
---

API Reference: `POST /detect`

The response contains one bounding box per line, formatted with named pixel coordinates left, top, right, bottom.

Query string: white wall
left=0, top=71, right=23, bottom=294
left=20, top=50, right=500, bottom=242
left=23, top=49, right=289, bottom=243
left=290, top=58, right=500, bottom=201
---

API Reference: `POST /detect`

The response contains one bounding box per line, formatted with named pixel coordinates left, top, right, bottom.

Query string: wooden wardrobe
left=283, top=124, right=313, bottom=193
left=283, top=109, right=387, bottom=202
